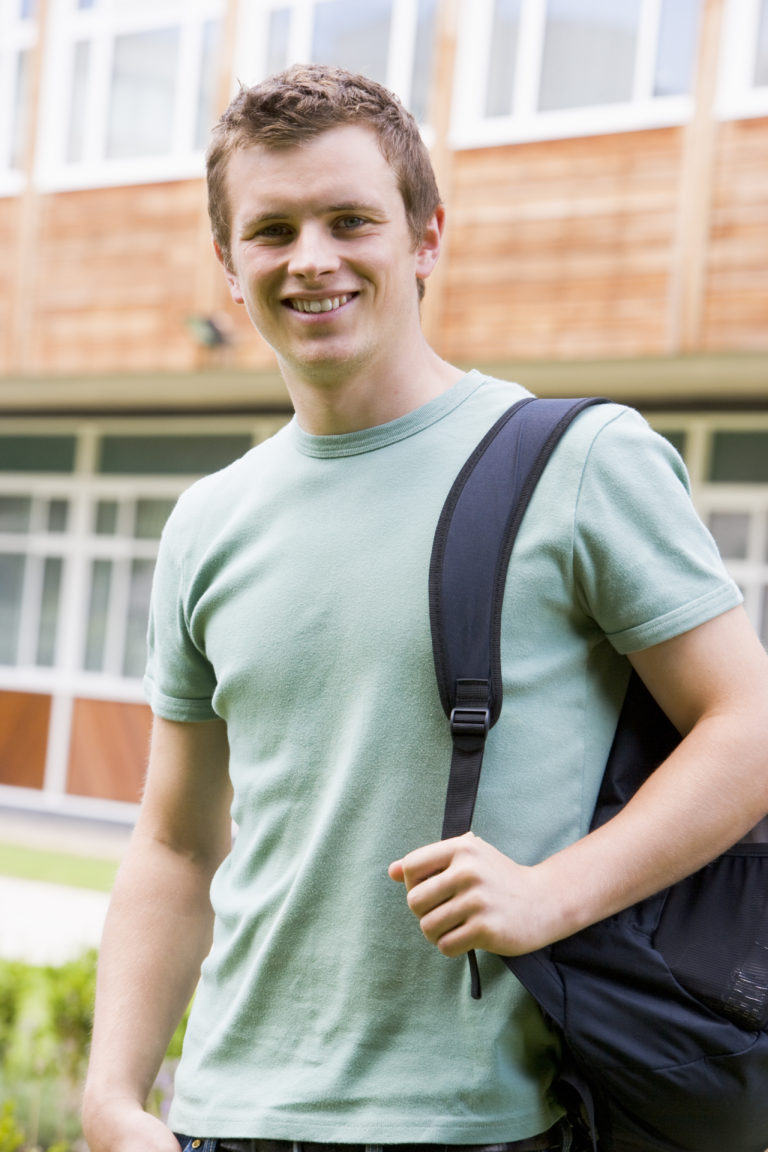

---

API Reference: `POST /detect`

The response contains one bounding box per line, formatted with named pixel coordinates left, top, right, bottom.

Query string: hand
left=81, top=1096, right=181, bottom=1152
left=389, top=832, right=559, bottom=958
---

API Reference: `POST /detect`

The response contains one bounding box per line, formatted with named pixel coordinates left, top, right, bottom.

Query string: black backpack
left=429, top=395, right=768, bottom=1152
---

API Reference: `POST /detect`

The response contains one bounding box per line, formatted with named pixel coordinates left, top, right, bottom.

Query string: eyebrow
left=239, top=200, right=388, bottom=229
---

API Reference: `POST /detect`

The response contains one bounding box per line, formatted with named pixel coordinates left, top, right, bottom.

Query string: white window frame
left=35, top=0, right=224, bottom=192
left=0, top=0, right=38, bottom=196
left=0, top=413, right=287, bottom=821
left=717, top=0, right=768, bottom=120
left=451, top=0, right=699, bottom=149
left=648, top=410, right=768, bottom=649
left=234, top=0, right=437, bottom=131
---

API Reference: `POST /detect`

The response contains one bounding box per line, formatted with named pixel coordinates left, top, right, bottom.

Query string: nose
left=287, top=222, right=341, bottom=280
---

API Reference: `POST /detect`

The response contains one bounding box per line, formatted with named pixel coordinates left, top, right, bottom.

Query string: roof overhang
left=0, top=353, right=766, bottom=416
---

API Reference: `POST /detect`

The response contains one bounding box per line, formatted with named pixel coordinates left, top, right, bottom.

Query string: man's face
left=217, top=125, right=440, bottom=389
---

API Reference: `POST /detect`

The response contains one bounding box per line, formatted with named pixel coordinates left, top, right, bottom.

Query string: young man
left=82, top=65, right=768, bottom=1152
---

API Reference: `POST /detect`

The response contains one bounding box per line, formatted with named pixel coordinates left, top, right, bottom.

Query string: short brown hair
left=207, top=64, right=441, bottom=286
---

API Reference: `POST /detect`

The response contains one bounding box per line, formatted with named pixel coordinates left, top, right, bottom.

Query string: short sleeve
left=143, top=498, right=219, bottom=722
left=573, top=408, right=742, bottom=653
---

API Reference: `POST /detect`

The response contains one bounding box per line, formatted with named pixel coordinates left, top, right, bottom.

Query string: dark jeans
left=174, top=1120, right=577, bottom=1152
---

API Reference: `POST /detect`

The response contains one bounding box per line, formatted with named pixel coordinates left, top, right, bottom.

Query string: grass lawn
left=0, top=842, right=118, bottom=891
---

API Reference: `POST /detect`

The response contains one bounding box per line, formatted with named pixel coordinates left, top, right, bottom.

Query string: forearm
left=538, top=706, right=768, bottom=944
left=392, top=612, right=768, bottom=959
left=82, top=830, right=216, bottom=1136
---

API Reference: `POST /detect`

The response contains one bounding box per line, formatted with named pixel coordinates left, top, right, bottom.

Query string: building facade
left=1, top=0, right=767, bottom=823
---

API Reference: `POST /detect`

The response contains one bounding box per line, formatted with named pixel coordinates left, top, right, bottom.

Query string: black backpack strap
left=429, top=395, right=608, bottom=998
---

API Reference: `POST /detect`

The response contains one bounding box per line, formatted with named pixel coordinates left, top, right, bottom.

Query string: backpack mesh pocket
left=654, top=836, right=768, bottom=1030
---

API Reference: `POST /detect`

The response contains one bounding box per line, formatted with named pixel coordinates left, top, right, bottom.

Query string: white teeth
left=291, top=295, right=350, bottom=313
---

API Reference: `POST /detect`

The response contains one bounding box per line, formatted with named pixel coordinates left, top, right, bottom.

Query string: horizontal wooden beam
left=0, top=353, right=766, bottom=415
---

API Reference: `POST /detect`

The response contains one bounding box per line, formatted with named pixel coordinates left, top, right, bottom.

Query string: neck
left=281, top=346, right=465, bottom=436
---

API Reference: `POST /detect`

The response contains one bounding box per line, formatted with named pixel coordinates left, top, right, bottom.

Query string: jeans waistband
left=211, top=1126, right=565, bottom=1152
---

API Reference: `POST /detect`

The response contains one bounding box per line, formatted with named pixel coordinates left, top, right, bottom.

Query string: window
left=235, top=0, right=439, bottom=127
left=0, top=425, right=258, bottom=681
left=650, top=413, right=768, bottom=650
left=0, top=0, right=38, bottom=194
left=718, top=0, right=768, bottom=119
left=454, top=0, right=702, bottom=147
left=36, top=0, right=223, bottom=191
left=0, top=415, right=287, bottom=818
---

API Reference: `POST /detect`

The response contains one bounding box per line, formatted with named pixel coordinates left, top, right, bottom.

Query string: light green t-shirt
left=144, top=372, right=741, bottom=1142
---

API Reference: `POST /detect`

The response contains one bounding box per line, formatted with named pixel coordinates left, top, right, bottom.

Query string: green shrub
left=0, top=952, right=188, bottom=1150
left=0, top=1101, right=25, bottom=1152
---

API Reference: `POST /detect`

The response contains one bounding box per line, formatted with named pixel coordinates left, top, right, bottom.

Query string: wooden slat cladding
left=0, top=199, right=21, bottom=375
left=67, top=698, right=153, bottom=803
left=1, top=119, right=766, bottom=379
left=0, top=691, right=50, bottom=790
left=703, top=117, right=768, bottom=352
left=438, top=129, right=682, bottom=362
left=32, top=182, right=206, bottom=374
left=22, top=180, right=272, bottom=376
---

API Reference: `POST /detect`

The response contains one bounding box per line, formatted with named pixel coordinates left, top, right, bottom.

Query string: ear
left=414, top=205, right=446, bottom=282
left=213, top=238, right=244, bottom=305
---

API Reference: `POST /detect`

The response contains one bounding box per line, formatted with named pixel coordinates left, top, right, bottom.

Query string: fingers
left=389, top=832, right=475, bottom=889
left=389, top=833, right=485, bottom=955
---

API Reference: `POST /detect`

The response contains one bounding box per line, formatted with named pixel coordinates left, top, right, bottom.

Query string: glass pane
left=410, top=0, right=437, bottom=123
left=657, top=429, right=686, bottom=458
left=539, top=0, right=641, bottom=111
left=266, top=7, right=291, bottom=77
left=195, top=19, right=222, bottom=150
left=654, top=0, right=700, bottom=96
left=709, top=432, right=768, bottom=483
left=486, top=0, right=521, bottom=117
left=95, top=499, right=119, bottom=535
left=36, top=557, right=62, bottom=666
left=123, top=558, right=155, bottom=678
left=67, top=41, right=90, bottom=164
left=134, top=498, right=175, bottom=539
left=47, top=499, right=69, bottom=533
left=0, top=555, right=25, bottom=664
left=106, top=27, right=180, bottom=159
left=311, top=0, right=392, bottom=85
left=84, top=559, right=112, bottom=672
left=0, top=496, right=32, bottom=532
left=19, top=1, right=38, bottom=17
left=707, top=512, right=750, bottom=561
left=98, top=434, right=251, bottom=474
left=0, top=435, right=76, bottom=472
left=756, top=0, right=768, bottom=87
left=11, top=50, right=30, bottom=170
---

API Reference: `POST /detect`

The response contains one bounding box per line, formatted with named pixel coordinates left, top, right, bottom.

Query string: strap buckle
left=450, top=705, right=491, bottom=738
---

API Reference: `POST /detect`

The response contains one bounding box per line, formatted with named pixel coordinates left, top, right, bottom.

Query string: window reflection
left=539, top=0, right=640, bottom=112
left=0, top=555, right=25, bottom=665
left=106, top=27, right=180, bottom=159
left=36, top=557, right=63, bottom=667
left=410, top=0, right=437, bottom=124
left=756, top=0, right=768, bottom=86
left=486, top=0, right=520, bottom=118
left=123, top=559, right=155, bottom=678
left=267, top=6, right=291, bottom=77
left=654, top=0, right=700, bottom=97
left=312, top=0, right=392, bottom=86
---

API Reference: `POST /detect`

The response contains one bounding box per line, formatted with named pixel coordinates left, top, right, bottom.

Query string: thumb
left=388, top=858, right=405, bottom=883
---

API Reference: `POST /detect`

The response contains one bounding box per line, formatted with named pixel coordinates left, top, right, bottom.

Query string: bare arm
left=82, top=715, right=232, bottom=1152
left=390, top=606, right=768, bottom=957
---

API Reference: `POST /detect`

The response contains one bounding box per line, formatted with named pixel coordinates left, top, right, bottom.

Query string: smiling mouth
left=287, top=294, right=354, bottom=314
